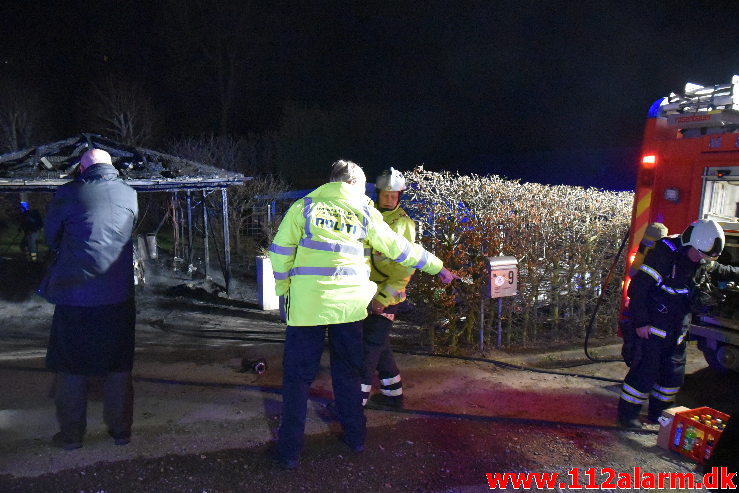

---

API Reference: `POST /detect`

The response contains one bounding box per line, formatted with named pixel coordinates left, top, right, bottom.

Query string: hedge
left=401, top=166, right=633, bottom=350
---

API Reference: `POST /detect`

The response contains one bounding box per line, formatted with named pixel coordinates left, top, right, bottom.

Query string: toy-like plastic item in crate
left=669, top=406, right=730, bottom=464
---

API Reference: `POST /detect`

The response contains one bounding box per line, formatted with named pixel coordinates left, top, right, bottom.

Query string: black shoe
left=109, top=430, right=131, bottom=446
left=367, top=394, right=404, bottom=410
left=340, top=435, right=364, bottom=453
left=52, top=432, right=82, bottom=450
left=617, top=417, right=644, bottom=429
left=273, top=456, right=299, bottom=470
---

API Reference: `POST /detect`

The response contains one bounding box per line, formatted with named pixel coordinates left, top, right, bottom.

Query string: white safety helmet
left=375, top=167, right=406, bottom=192
left=681, top=219, right=725, bottom=257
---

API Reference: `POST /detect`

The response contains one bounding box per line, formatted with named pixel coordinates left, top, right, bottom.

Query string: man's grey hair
left=329, top=160, right=365, bottom=184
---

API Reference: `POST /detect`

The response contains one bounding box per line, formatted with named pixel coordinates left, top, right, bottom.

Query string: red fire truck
left=623, top=75, right=739, bottom=373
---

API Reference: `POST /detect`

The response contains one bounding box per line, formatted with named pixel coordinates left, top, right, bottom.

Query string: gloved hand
left=370, top=299, right=385, bottom=315
left=621, top=338, right=643, bottom=367
left=438, top=267, right=459, bottom=284
left=636, top=325, right=651, bottom=339
left=620, top=318, right=643, bottom=367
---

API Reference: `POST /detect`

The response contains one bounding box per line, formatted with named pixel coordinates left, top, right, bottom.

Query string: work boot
left=617, top=398, right=643, bottom=429
left=647, top=399, right=671, bottom=425
left=366, top=394, right=404, bottom=410
left=643, top=415, right=661, bottom=425
left=617, top=417, right=644, bottom=429
left=639, top=418, right=660, bottom=431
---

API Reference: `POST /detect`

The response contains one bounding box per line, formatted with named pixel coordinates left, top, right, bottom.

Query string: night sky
left=2, top=1, right=738, bottom=189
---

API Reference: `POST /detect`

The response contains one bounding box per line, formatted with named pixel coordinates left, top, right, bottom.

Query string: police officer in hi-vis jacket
left=268, top=160, right=457, bottom=468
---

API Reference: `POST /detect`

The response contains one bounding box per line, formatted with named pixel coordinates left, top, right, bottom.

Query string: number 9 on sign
left=487, top=256, right=518, bottom=299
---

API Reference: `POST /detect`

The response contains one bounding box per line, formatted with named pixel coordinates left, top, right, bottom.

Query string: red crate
left=669, top=406, right=730, bottom=464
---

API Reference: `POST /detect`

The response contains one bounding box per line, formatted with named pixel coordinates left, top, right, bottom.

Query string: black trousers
left=618, top=328, right=686, bottom=421
left=277, top=322, right=365, bottom=462
left=55, top=371, right=133, bottom=442
left=362, top=313, right=402, bottom=404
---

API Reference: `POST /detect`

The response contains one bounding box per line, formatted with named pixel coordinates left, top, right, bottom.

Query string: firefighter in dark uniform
left=19, top=201, right=43, bottom=262
left=618, top=219, right=739, bottom=428
left=362, top=168, right=415, bottom=409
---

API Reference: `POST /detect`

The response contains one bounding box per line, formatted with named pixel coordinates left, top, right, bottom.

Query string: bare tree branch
left=163, top=0, right=253, bottom=135
left=0, top=78, right=47, bottom=152
left=81, top=75, right=160, bottom=147
left=167, top=133, right=276, bottom=176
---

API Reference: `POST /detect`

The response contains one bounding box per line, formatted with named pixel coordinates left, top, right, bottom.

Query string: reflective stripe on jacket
left=269, top=182, right=442, bottom=326
left=627, top=236, right=697, bottom=331
left=370, top=204, right=416, bottom=307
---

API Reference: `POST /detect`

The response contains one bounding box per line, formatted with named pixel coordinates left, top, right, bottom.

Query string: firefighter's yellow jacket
left=269, top=182, right=442, bottom=326
left=370, top=204, right=416, bottom=307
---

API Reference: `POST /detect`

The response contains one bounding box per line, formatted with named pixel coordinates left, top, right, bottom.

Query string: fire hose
left=583, top=227, right=630, bottom=363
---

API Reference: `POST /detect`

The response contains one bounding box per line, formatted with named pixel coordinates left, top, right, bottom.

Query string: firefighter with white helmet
left=375, top=167, right=406, bottom=193
left=361, top=167, right=414, bottom=409
left=618, top=218, right=739, bottom=428
left=680, top=219, right=725, bottom=257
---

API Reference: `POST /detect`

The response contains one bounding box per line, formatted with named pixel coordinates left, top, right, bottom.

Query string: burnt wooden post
left=186, top=191, right=194, bottom=270
left=171, top=191, right=182, bottom=266
left=221, top=187, right=232, bottom=295
left=203, top=190, right=210, bottom=280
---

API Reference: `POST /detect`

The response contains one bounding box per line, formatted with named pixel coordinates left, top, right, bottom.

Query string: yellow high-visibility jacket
left=269, top=182, right=442, bottom=326
left=370, top=204, right=416, bottom=307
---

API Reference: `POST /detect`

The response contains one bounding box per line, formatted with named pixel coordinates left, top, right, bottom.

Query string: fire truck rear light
left=642, top=155, right=657, bottom=166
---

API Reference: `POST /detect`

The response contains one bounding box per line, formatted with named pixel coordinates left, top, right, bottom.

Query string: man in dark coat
left=38, top=148, right=138, bottom=450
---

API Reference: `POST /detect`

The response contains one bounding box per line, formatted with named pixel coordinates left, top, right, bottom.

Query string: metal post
left=497, top=298, right=503, bottom=349
left=203, top=191, right=210, bottom=280
left=171, top=192, right=181, bottom=269
left=186, top=191, right=194, bottom=272
left=179, top=193, right=185, bottom=265
left=221, top=188, right=232, bottom=296
left=479, top=296, right=485, bottom=353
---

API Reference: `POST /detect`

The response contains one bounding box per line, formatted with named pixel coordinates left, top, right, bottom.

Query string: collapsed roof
left=0, top=134, right=246, bottom=192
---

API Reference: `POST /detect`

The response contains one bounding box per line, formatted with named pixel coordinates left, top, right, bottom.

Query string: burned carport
left=0, top=134, right=247, bottom=295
